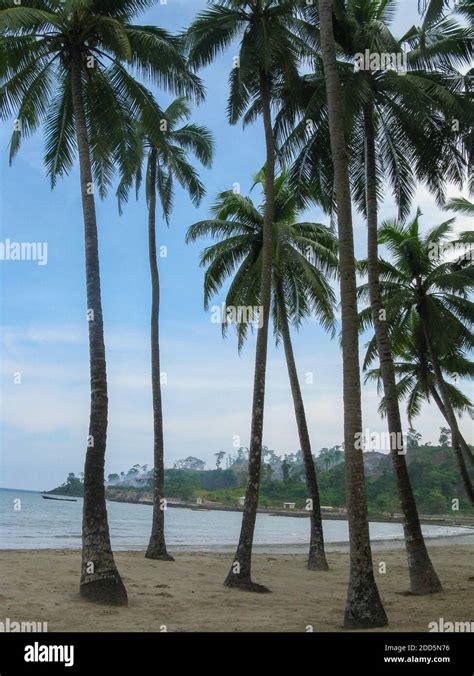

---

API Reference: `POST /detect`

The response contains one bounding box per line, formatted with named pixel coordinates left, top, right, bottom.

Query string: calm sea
left=1, top=488, right=472, bottom=552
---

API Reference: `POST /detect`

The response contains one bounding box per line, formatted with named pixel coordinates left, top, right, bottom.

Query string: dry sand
left=0, top=545, right=472, bottom=632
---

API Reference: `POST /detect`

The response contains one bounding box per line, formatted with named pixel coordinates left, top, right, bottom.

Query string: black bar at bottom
left=0, top=632, right=471, bottom=675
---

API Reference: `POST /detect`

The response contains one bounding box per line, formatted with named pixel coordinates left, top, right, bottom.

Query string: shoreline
left=7, top=487, right=472, bottom=529
left=1, top=531, right=473, bottom=554
left=1, top=543, right=472, bottom=632
left=106, top=492, right=474, bottom=529
left=167, top=531, right=474, bottom=554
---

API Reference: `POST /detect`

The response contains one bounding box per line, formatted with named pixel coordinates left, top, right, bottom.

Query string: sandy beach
left=0, top=544, right=472, bottom=632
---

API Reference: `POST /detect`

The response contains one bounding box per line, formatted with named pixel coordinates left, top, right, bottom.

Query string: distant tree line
left=50, top=429, right=473, bottom=515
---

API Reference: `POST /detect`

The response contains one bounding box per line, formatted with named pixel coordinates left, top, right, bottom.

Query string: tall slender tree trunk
left=146, top=148, right=174, bottom=561
left=71, top=50, right=127, bottom=606
left=454, top=432, right=473, bottom=465
left=422, top=328, right=473, bottom=467
left=427, top=382, right=474, bottom=504
left=364, top=105, right=442, bottom=595
left=318, top=0, right=387, bottom=628
left=276, top=278, right=328, bottom=571
left=224, top=74, right=275, bottom=593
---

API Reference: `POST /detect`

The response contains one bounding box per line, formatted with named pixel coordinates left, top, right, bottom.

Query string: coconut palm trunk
left=454, top=432, right=473, bottom=465
left=421, top=338, right=473, bottom=464
left=318, top=0, right=387, bottom=628
left=145, top=147, right=174, bottom=561
left=275, top=278, right=328, bottom=571
left=224, top=75, right=275, bottom=592
left=426, top=383, right=474, bottom=504
left=364, top=105, right=442, bottom=594
left=71, top=51, right=127, bottom=606
left=420, top=310, right=473, bottom=467
left=420, top=358, right=473, bottom=467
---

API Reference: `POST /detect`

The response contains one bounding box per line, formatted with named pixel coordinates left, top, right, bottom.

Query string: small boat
left=42, top=495, right=77, bottom=502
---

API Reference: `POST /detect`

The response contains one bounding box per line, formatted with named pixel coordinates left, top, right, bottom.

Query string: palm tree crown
left=117, top=97, right=214, bottom=215
left=358, top=210, right=474, bottom=359
left=185, top=0, right=308, bottom=125
left=365, top=310, right=473, bottom=423
left=0, top=0, right=203, bottom=194
left=186, top=171, right=339, bottom=349
left=278, top=0, right=473, bottom=217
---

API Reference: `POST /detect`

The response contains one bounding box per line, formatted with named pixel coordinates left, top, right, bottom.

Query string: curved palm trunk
left=427, top=382, right=474, bottom=504
left=420, top=313, right=474, bottom=469
left=421, top=319, right=473, bottom=465
left=454, top=432, right=473, bottom=465
left=71, top=51, right=127, bottom=606
left=318, top=0, right=387, bottom=628
left=145, top=148, right=174, bottom=561
left=224, top=74, right=275, bottom=593
left=364, top=106, right=442, bottom=595
left=420, top=352, right=473, bottom=467
left=276, top=279, right=328, bottom=570
left=430, top=358, right=473, bottom=466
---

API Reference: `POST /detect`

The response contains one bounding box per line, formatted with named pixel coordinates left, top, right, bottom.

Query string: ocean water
left=1, top=488, right=472, bottom=551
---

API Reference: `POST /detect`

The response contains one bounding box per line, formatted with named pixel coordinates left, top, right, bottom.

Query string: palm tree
left=364, top=311, right=474, bottom=504
left=359, top=211, right=474, bottom=495
left=284, top=0, right=472, bottom=596
left=279, top=1, right=472, bottom=215
left=1, top=0, right=202, bottom=605
left=346, top=0, right=457, bottom=596
left=317, top=0, right=387, bottom=628
left=118, top=98, right=214, bottom=560
left=187, top=171, right=339, bottom=571
left=186, top=0, right=308, bottom=592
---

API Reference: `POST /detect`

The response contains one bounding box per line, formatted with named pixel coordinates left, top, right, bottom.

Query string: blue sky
left=0, top=0, right=472, bottom=491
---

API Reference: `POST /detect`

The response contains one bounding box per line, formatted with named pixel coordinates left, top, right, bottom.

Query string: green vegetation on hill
left=49, top=441, right=474, bottom=515
left=48, top=473, right=85, bottom=497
